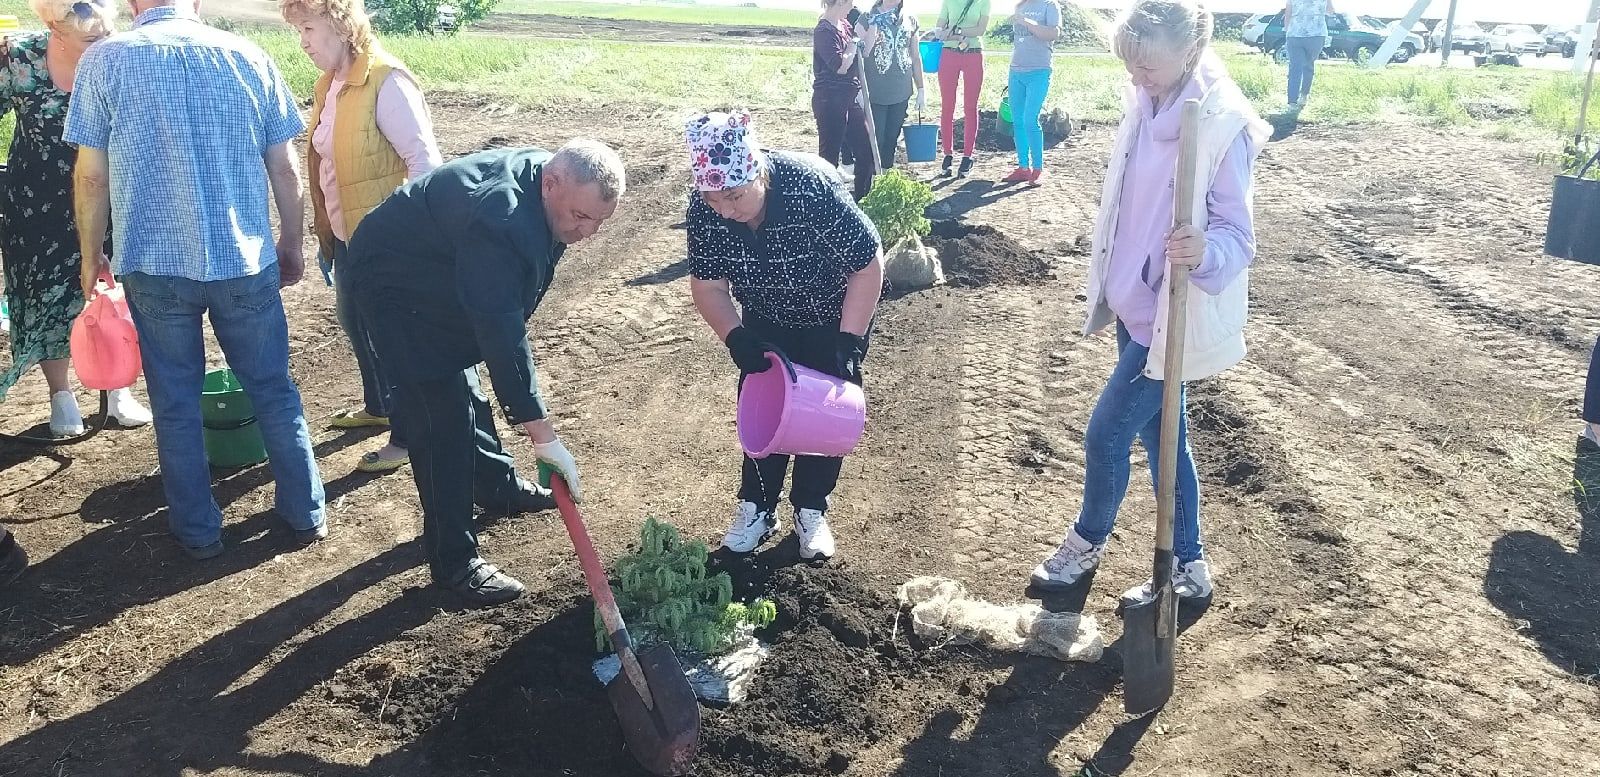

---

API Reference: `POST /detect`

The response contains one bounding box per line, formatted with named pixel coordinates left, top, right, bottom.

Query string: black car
left=1257, top=12, right=1421, bottom=63
left=1544, top=25, right=1579, bottom=58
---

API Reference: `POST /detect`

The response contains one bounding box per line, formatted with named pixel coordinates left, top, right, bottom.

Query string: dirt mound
left=926, top=220, right=1053, bottom=287
left=952, top=109, right=1072, bottom=153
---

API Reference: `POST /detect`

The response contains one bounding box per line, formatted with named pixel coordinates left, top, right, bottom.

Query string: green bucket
left=201, top=368, right=267, bottom=468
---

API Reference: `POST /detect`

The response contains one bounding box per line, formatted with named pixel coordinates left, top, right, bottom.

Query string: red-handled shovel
left=542, top=467, right=701, bottom=775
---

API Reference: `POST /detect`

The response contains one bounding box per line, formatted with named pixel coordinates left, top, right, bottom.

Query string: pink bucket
left=70, top=275, right=142, bottom=391
left=738, top=350, right=866, bottom=459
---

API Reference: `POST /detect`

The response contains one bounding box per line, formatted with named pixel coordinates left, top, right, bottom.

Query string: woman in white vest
left=1029, top=0, right=1268, bottom=602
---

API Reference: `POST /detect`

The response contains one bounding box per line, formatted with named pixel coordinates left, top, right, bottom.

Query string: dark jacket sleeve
left=454, top=230, right=547, bottom=424
left=814, top=22, right=845, bottom=74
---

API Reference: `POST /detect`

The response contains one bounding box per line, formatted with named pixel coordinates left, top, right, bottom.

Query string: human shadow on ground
left=624, top=258, right=692, bottom=287
left=0, top=543, right=428, bottom=777
left=0, top=428, right=391, bottom=668
left=1483, top=437, right=1600, bottom=677
left=925, top=179, right=1029, bottom=222
left=1267, top=108, right=1302, bottom=142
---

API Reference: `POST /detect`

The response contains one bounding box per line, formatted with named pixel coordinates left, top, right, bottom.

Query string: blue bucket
left=919, top=39, right=942, bottom=73
left=903, top=123, right=938, bottom=163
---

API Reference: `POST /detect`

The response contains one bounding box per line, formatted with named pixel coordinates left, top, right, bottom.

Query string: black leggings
left=871, top=100, right=910, bottom=169
left=812, top=88, right=876, bottom=200
left=737, top=319, right=869, bottom=513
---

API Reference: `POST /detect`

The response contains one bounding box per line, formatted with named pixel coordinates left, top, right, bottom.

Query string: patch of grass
left=498, top=0, right=939, bottom=29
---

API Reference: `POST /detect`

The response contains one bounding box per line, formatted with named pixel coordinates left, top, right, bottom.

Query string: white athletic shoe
left=1030, top=528, right=1106, bottom=590
left=794, top=507, right=836, bottom=560
left=1121, top=559, right=1215, bottom=605
left=108, top=388, right=152, bottom=427
left=49, top=391, right=84, bottom=437
left=720, top=501, right=778, bottom=554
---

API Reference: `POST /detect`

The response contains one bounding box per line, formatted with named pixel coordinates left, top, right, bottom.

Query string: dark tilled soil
left=927, top=219, right=1054, bottom=287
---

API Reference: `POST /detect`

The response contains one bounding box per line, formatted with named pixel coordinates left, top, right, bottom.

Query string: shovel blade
left=1120, top=584, right=1176, bottom=716
left=606, top=644, right=701, bottom=776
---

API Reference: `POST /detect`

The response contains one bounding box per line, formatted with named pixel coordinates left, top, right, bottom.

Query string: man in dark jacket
left=342, top=140, right=624, bottom=606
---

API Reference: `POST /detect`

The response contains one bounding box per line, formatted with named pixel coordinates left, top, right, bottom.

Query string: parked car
left=1441, top=22, right=1490, bottom=54
left=437, top=2, right=459, bottom=31
left=1488, top=24, right=1544, bottom=55
left=1258, top=12, right=1422, bottom=63
left=1241, top=13, right=1271, bottom=46
left=1360, top=15, right=1430, bottom=51
left=1543, top=24, right=1579, bottom=58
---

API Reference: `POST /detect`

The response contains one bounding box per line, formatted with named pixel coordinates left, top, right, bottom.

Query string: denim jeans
left=1286, top=36, right=1323, bottom=103
left=1008, top=68, right=1052, bottom=170
left=1073, top=323, right=1203, bottom=564
left=123, top=266, right=325, bottom=549
left=329, top=240, right=406, bottom=449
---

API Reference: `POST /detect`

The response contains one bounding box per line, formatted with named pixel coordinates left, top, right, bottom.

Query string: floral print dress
left=0, top=31, right=98, bottom=400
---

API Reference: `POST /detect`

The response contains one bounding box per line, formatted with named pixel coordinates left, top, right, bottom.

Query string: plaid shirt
left=64, top=7, right=304, bottom=282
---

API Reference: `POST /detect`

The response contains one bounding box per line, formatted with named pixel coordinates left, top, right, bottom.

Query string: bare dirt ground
left=2, top=96, right=1598, bottom=776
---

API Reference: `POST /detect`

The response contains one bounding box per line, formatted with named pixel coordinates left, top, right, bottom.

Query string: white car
left=1241, top=13, right=1270, bottom=46
left=1488, top=24, right=1543, bottom=55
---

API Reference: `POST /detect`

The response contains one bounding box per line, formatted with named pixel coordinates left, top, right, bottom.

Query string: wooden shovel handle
left=1154, top=99, right=1202, bottom=636
left=550, top=474, right=657, bottom=711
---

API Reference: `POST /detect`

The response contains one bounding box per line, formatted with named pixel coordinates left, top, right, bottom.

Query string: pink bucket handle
left=763, top=348, right=799, bottom=384
left=97, top=272, right=117, bottom=291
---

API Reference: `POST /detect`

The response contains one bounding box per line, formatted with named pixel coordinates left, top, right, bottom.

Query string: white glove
left=534, top=437, right=582, bottom=502
left=915, top=88, right=927, bottom=112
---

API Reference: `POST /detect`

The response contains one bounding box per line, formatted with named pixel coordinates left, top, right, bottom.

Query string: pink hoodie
left=1103, top=55, right=1259, bottom=348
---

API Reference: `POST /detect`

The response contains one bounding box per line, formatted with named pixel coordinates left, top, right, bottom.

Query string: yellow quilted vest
left=307, top=44, right=415, bottom=261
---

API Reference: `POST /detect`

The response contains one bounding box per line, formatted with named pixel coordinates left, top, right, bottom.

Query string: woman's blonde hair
left=29, top=0, right=117, bottom=35
left=279, top=0, right=377, bottom=56
left=1112, top=0, right=1213, bottom=69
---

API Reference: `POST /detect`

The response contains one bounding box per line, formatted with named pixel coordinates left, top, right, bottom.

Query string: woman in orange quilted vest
left=281, top=0, right=442, bottom=473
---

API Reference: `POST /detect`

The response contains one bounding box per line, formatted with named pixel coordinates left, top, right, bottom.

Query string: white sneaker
left=720, top=501, right=778, bottom=554
left=108, top=388, right=152, bottom=427
left=1030, top=529, right=1106, bottom=589
left=49, top=391, right=84, bottom=437
left=1121, top=559, right=1214, bottom=605
left=794, top=507, right=836, bottom=560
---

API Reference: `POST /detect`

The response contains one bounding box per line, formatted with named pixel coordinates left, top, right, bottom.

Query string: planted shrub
left=599, top=518, right=777, bottom=656
left=861, top=169, right=934, bottom=248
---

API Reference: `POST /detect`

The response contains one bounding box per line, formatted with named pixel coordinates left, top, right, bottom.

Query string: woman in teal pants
left=1004, top=0, right=1061, bottom=185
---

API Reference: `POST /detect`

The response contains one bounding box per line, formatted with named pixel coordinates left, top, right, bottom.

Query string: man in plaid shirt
left=66, top=0, right=326, bottom=560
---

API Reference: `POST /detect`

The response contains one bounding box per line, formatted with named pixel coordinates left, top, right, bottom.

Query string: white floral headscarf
left=684, top=110, right=766, bottom=192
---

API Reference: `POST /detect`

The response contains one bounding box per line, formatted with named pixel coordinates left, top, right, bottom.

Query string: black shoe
left=0, top=536, right=27, bottom=587
left=957, top=156, right=975, bottom=178
left=443, top=559, right=526, bottom=606
left=940, top=154, right=955, bottom=177
left=480, top=480, right=556, bottom=520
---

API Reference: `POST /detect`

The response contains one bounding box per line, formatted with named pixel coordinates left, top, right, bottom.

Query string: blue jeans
left=1008, top=68, right=1052, bottom=169
left=123, top=266, right=325, bottom=549
left=1073, top=324, right=1203, bottom=564
left=1286, top=36, right=1323, bottom=103
left=328, top=240, right=406, bottom=449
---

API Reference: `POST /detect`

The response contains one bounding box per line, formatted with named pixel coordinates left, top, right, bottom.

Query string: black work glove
left=724, top=326, right=774, bottom=374
left=833, top=331, right=868, bottom=385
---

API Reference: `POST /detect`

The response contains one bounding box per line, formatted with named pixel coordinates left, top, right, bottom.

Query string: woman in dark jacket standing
left=683, top=110, right=884, bottom=560
left=813, top=0, right=875, bottom=199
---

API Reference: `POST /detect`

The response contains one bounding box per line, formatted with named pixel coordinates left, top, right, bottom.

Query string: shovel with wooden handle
left=540, top=465, right=701, bottom=775
left=1121, top=98, right=1202, bottom=717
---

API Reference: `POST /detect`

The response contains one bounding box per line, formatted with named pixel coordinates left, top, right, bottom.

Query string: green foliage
left=598, top=518, right=777, bottom=656
left=1544, top=139, right=1600, bottom=180
left=860, top=170, right=934, bottom=249
left=368, top=0, right=497, bottom=34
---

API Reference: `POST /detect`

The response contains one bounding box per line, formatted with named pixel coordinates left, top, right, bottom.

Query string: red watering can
left=71, top=274, right=141, bottom=391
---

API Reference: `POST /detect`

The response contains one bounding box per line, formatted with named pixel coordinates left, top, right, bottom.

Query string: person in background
left=934, top=0, right=988, bottom=178
left=0, top=526, right=25, bottom=587
left=683, top=110, right=884, bottom=561
left=1582, top=342, right=1600, bottom=447
left=341, top=142, right=620, bottom=606
left=66, top=0, right=326, bottom=560
left=279, top=0, right=442, bottom=475
left=1028, top=0, right=1267, bottom=603
left=857, top=0, right=925, bottom=170
left=813, top=0, right=875, bottom=199
left=1003, top=0, right=1059, bottom=186
left=1282, top=0, right=1333, bottom=108
left=0, top=0, right=151, bottom=434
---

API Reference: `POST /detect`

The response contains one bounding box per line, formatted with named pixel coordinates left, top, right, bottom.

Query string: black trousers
left=812, top=88, right=876, bottom=200
left=737, top=319, right=869, bottom=513
left=871, top=99, right=910, bottom=170
left=393, top=366, right=529, bottom=581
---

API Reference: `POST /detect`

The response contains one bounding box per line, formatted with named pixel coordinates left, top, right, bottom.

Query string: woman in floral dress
left=0, top=0, right=149, bottom=436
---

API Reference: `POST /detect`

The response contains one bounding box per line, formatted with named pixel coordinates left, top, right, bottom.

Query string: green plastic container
left=201, top=368, right=267, bottom=468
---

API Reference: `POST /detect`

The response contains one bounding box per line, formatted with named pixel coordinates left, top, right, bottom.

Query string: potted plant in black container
left=1545, top=141, right=1600, bottom=265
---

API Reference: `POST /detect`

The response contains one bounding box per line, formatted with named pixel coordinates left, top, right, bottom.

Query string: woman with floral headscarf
left=0, top=0, right=152, bottom=435
left=683, top=110, right=884, bottom=561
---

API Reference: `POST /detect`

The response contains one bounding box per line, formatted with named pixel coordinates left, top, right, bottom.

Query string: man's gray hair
left=550, top=139, right=627, bottom=201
